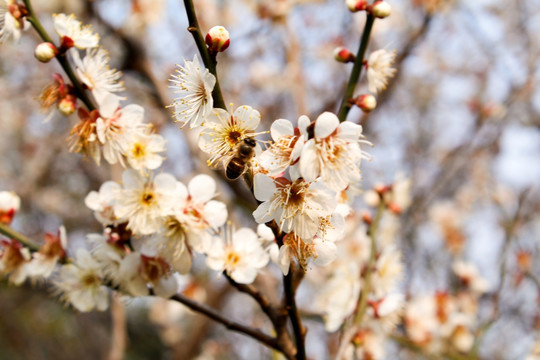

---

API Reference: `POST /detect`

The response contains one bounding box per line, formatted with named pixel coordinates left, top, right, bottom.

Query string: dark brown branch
left=170, top=293, right=280, bottom=352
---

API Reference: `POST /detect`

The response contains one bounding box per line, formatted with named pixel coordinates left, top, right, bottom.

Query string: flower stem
left=183, top=0, right=227, bottom=111
left=353, top=201, right=384, bottom=324
left=0, top=223, right=40, bottom=251
left=22, top=0, right=96, bottom=111
left=284, top=264, right=306, bottom=360
left=337, top=14, right=375, bottom=122
left=170, top=293, right=281, bottom=352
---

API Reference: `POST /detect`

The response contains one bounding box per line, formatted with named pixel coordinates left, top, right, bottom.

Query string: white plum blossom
left=0, top=0, right=24, bottom=43
left=96, top=93, right=148, bottom=167
left=206, top=227, right=269, bottom=284
left=253, top=173, right=336, bottom=241
left=314, top=263, right=361, bottom=331
left=371, top=245, right=403, bottom=296
left=53, top=13, right=99, bottom=50
left=85, top=181, right=122, bottom=225
left=366, top=49, right=396, bottom=94
left=148, top=174, right=228, bottom=273
left=198, top=105, right=262, bottom=167
left=72, top=48, right=125, bottom=104
left=169, top=56, right=215, bottom=128
left=28, top=226, right=67, bottom=279
left=258, top=117, right=307, bottom=176
left=452, top=260, right=490, bottom=294
left=300, top=112, right=371, bottom=192
left=114, top=170, right=181, bottom=235
left=125, top=132, right=167, bottom=172
left=54, top=249, right=108, bottom=312
left=271, top=232, right=338, bottom=275
left=0, top=239, right=31, bottom=285
left=117, top=252, right=178, bottom=298
left=0, top=190, right=20, bottom=224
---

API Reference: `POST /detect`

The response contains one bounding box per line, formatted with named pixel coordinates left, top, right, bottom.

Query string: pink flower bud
left=372, top=0, right=391, bottom=18
left=34, top=42, right=58, bottom=63
left=334, top=46, right=355, bottom=63
left=354, top=94, right=377, bottom=112
left=346, top=0, right=368, bottom=12
left=205, top=26, right=230, bottom=53
left=58, top=95, right=77, bottom=116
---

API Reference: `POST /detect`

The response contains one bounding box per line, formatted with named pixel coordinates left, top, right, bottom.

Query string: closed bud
left=354, top=94, right=377, bottom=112
left=346, top=0, right=368, bottom=12
left=372, top=0, right=391, bottom=18
left=34, top=42, right=58, bottom=63
left=334, top=46, right=355, bottom=63
left=58, top=95, right=77, bottom=116
left=205, top=26, right=230, bottom=53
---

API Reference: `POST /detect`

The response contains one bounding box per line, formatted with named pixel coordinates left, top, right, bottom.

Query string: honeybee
left=225, top=137, right=257, bottom=180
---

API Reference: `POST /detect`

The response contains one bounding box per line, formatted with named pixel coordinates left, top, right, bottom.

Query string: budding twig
left=183, top=0, right=227, bottom=111
left=170, top=293, right=281, bottom=352
left=0, top=223, right=40, bottom=252
left=337, top=14, right=375, bottom=122
left=22, top=0, right=97, bottom=111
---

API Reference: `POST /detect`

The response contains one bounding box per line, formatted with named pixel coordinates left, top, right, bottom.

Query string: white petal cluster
left=53, top=13, right=99, bottom=50
left=198, top=105, right=262, bottom=167
left=0, top=0, right=23, bottom=43
left=169, top=56, right=216, bottom=128
left=366, top=49, right=397, bottom=94
left=206, top=227, right=269, bottom=284
left=72, top=48, right=125, bottom=104
left=54, top=249, right=108, bottom=312
left=299, top=112, right=371, bottom=192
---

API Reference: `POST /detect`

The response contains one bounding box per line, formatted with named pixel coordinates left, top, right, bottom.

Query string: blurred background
left=1, top=0, right=539, bottom=359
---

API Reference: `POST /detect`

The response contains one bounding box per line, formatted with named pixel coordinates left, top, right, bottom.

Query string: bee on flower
left=198, top=105, right=263, bottom=169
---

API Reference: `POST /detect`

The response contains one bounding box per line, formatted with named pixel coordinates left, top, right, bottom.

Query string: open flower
left=258, top=117, right=307, bottom=177
left=252, top=173, right=336, bottom=240
left=198, top=105, right=262, bottom=167
left=366, top=49, right=396, bottom=94
left=169, top=55, right=215, bottom=128
left=0, top=0, right=24, bottom=43
left=206, top=227, right=269, bottom=284
left=72, top=48, right=124, bottom=104
left=113, top=170, right=181, bottom=235
left=96, top=93, right=148, bottom=167
left=53, top=13, right=99, bottom=50
left=300, top=112, right=371, bottom=192
left=125, top=132, right=167, bottom=172
left=0, top=239, right=31, bottom=285
left=28, top=226, right=67, bottom=279
left=85, top=181, right=122, bottom=225
left=54, top=249, right=108, bottom=312
left=117, top=252, right=178, bottom=298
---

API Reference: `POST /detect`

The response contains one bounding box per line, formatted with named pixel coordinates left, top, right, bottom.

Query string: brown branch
left=169, top=293, right=281, bottom=352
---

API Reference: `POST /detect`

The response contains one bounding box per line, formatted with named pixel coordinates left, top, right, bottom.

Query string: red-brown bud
left=205, top=26, right=230, bottom=53
left=354, top=94, right=377, bottom=112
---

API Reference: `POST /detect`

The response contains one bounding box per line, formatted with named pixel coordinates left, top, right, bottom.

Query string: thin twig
left=0, top=223, right=40, bottom=252
left=22, top=0, right=96, bottom=111
left=170, top=293, right=281, bottom=352
left=182, top=0, right=227, bottom=110
left=337, top=14, right=375, bottom=122
left=283, top=263, right=306, bottom=360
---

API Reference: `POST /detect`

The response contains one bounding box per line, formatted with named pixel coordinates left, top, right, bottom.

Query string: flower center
left=132, top=142, right=146, bottom=159
left=225, top=251, right=241, bottom=268
left=141, top=191, right=155, bottom=206
left=81, top=272, right=100, bottom=287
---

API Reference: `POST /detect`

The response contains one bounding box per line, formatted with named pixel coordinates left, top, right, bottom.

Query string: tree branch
left=337, top=14, right=375, bottom=122
left=0, top=223, right=40, bottom=252
left=182, top=0, right=227, bottom=110
left=169, top=293, right=280, bottom=352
